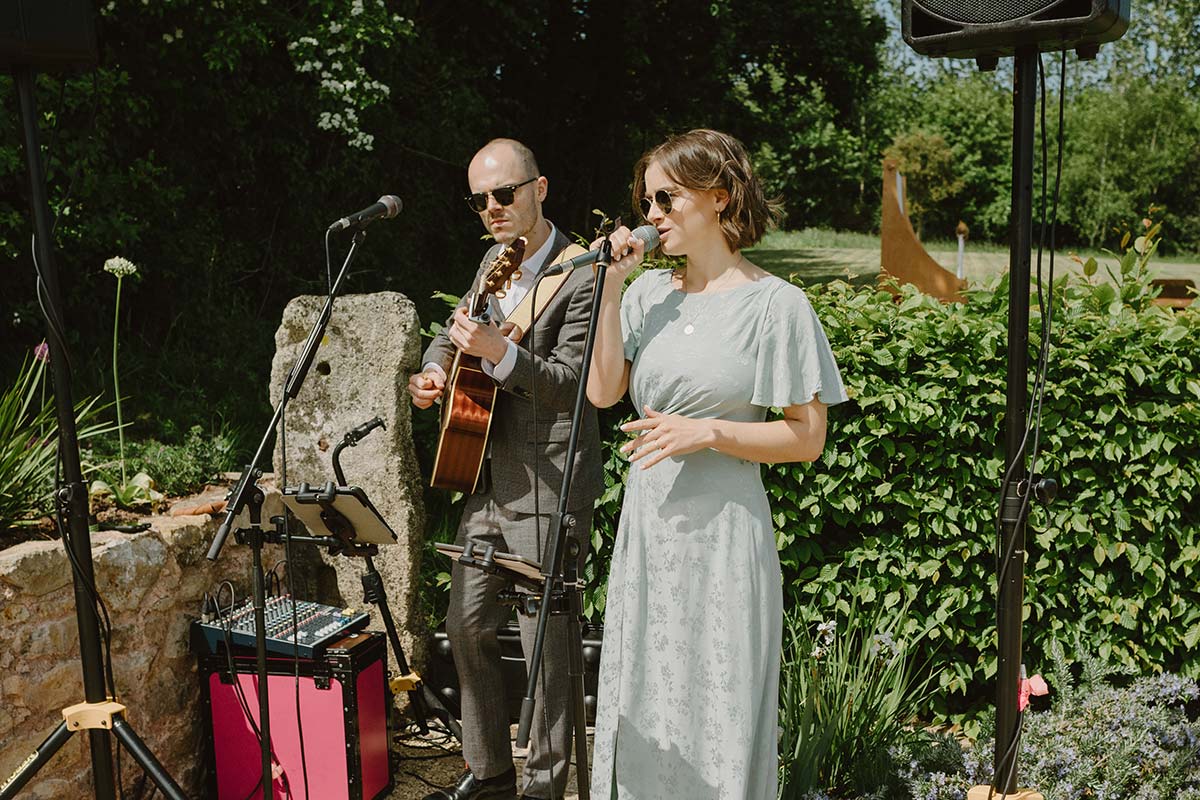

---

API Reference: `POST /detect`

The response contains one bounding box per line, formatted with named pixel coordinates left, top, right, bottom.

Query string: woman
left=586, top=129, right=848, bottom=799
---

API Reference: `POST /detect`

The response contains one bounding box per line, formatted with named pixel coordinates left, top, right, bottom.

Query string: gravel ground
left=387, top=723, right=593, bottom=800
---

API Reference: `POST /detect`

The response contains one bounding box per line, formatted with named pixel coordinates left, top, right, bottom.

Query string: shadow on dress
left=610, top=713, right=721, bottom=800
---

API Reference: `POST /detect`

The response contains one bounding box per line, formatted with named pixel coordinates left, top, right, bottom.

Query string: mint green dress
left=591, top=270, right=848, bottom=800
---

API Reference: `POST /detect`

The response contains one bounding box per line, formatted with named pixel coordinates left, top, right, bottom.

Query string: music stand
left=280, top=483, right=459, bottom=741
left=435, top=542, right=545, bottom=589
left=281, top=483, right=398, bottom=549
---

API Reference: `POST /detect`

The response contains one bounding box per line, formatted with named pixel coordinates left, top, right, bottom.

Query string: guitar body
left=428, top=239, right=527, bottom=493
left=430, top=350, right=498, bottom=492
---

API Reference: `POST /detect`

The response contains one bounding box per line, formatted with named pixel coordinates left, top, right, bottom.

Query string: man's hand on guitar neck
left=448, top=307, right=514, bottom=365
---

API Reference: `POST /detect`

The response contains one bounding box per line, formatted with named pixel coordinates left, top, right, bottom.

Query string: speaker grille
left=916, top=0, right=1059, bottom=24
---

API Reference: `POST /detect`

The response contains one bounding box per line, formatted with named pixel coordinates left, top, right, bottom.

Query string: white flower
left=103, top=257, right=138, bottom=278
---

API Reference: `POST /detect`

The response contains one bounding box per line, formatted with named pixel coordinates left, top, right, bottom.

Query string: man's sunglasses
left=466, top=177, right=537, bottom=213
left=639, top=189, right=680, bottom=219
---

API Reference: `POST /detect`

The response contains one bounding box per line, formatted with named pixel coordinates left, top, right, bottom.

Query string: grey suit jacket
left=422, top=227, right=604, bottom=513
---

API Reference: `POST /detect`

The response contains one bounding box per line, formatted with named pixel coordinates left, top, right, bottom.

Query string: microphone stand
left=205, top=229, right=366, bottom=800
left=514, top=239, right=613, bottom=800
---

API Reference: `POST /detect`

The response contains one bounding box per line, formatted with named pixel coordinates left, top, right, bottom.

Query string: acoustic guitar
left=430, top=238, right=527, bottom=492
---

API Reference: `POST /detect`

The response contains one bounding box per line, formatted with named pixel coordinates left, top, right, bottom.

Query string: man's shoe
left=422, top=767, right=517, bottom=800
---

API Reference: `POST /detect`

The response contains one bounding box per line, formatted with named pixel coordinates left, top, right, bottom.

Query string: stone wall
left=0, top=290, right=429, bottom=797
left=0, top=504, right=286, bottom=799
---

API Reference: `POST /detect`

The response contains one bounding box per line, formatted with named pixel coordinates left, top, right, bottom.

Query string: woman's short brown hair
left=631, top=128, right=783, bottom=251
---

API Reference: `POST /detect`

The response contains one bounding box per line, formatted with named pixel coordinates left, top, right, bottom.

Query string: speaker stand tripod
left=1, top=67, right=187, bottom=800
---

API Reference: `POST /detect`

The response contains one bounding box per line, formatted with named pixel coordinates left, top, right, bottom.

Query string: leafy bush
left=769, top=238, right=1199, bottom=720
left=0, top=354, right=115, bottom=536
left=84, top=423, right=243, bottom=500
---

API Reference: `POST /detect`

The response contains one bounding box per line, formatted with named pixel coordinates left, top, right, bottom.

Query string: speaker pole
left=9, top=64, right=118, bottom=800
left=994, top=46, right=1037, bottom=796
left=1, top=67, right=187, bottom=800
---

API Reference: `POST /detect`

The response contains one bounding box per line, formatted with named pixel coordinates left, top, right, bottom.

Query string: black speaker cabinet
left=426, top=624, right=603, bottom=724
left=902, top=0, right=1129, bottom=60
left=0, top=0, right=97, bottom=68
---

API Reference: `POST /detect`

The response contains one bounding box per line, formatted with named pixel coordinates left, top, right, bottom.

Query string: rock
left=0, top=540, right=73, bottom=596
left=269, top=291, right=427, bottom=674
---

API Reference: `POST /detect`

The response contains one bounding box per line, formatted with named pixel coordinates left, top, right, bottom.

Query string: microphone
left=344, top=416, right=386, bottom=445
left=542, top=224, right=660, bottom=276
left=327, top=195, right=402, bottom=232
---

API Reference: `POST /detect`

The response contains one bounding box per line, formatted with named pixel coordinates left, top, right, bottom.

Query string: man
left=409, top=138, right=603, bottom=800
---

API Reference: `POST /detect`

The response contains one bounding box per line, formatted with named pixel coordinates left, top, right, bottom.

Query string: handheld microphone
left=328, top=195, right=402, bottom=232
left=542, top=224, right=661, bottom=276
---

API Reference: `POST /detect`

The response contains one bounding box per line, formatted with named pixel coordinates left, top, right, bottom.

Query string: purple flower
left=33, top=341, right=49, bottom=363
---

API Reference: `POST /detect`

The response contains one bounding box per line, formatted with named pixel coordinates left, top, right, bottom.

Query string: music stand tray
left=434, top=542, right=543, bottom=585
left=282, top=484, right=398, bottom=545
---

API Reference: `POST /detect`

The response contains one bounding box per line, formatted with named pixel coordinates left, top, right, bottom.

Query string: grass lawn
left=747, top=228, right=1200, bottom=290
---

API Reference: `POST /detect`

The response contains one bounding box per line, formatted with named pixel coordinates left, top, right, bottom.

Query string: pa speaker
left=902, top=0, right=1129, bottom=60
left=0, top=0, right=97, bottom=68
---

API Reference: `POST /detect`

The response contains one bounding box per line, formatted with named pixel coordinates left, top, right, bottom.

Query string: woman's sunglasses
left=639, top=189, right=679, bottom=219
left=466, top=177, right=537, bottom=213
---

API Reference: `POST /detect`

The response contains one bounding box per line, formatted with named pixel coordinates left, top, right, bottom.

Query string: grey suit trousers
left=447, top=489, right=592, bottom=797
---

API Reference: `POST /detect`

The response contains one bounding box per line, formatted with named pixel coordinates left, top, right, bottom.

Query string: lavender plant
left=902, top=638, right=1200, bottom=800
left=1003, top=639, right=1200, bottom=800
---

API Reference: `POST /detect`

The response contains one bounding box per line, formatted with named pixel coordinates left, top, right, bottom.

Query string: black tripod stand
left=1, top=68, right=187, bottom=800
left=328, top=419, right=463, bottom=742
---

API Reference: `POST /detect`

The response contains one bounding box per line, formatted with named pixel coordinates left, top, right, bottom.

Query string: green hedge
left=419, top=241, right=1198, bottom=719
left=580, top=244, right=1199, bottom=718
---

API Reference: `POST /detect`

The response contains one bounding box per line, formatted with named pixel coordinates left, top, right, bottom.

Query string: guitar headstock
left=477, top=237, right=527, bottom=304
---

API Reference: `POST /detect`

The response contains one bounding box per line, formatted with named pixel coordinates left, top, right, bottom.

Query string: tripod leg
left=0, top=722, right=75, bottom=800
left=565, top=613, right=590, bottom=800
left=421, top=684, right=463, bottom=741
left=111, top=717, right=189, bottom=800
left=363, top=556, right=464, bottom=742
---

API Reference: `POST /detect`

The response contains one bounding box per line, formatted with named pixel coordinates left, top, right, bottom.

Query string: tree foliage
left=0, top=0, right=888, bottom=440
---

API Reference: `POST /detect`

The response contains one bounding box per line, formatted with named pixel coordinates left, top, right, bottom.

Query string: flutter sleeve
left=752, top=282, right=849, bottom=408
left=619, top=270, right=657, bottom=363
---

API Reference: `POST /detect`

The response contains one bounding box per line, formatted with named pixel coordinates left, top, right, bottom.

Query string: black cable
left=325, top=228, right=334, bottom=295
left=279, top=384, right=312, bottom=799
left=32, top=236, right=73, bottom=376
left=212, top=584, right=261, bottom=742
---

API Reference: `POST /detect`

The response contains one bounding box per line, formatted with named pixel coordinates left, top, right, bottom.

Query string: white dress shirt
left=424, top=223, right=559, bottom=384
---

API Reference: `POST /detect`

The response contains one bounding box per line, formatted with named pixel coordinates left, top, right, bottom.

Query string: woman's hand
left=619, top=406, right=714, bottom=469
left=589, top=224, right=646, bottom=284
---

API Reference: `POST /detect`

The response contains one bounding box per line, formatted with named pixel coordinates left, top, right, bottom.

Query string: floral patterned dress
left=590, top=270, right=847, bottom=799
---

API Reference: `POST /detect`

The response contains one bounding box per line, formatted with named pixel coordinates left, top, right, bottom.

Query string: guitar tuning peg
left=495, top=289, right=506, bottom=299
left=511, top=269, right=523, bottom=282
